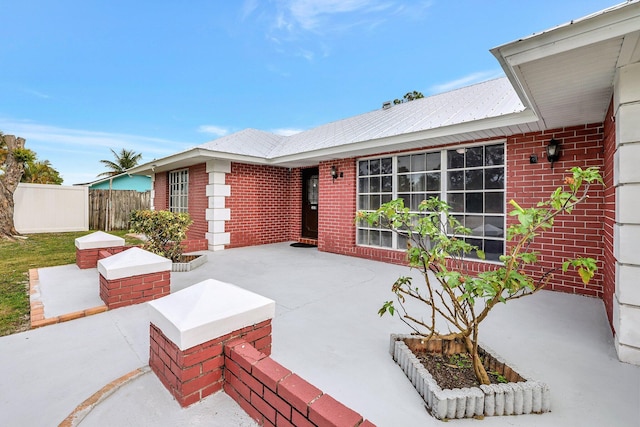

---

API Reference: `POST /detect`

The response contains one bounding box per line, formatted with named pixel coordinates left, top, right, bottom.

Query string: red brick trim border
left=29, top=268, right=107, bottom=329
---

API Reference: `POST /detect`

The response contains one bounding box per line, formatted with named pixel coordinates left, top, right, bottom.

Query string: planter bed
left=389, top=334, right=550, bottom=420
left=171, top=254, right=207, bottom=272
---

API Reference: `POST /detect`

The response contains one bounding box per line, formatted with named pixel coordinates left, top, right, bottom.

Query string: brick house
left=129, top=2, right=640, bottom=365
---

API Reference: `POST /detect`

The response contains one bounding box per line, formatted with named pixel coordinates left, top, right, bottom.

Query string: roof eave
left=490, top=0, right=640, bottom=125
left=268, top=109, right=539, bottom=166
left=127, top=148, right=272, bottom=175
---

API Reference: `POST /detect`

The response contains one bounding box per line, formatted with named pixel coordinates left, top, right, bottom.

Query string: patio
left=1, top=242, right=638, bottom=426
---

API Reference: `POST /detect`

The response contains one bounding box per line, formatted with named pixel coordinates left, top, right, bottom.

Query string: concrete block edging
left=390, top=334, right=551, bottom=420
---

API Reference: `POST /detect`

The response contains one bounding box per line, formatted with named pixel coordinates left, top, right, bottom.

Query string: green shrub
left=129, top=210, right=193, bottom=262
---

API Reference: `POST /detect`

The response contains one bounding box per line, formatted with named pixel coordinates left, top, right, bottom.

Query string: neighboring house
left=128, top=2, right=640, bottom=365
left=77, top=173, right=151, bottom=192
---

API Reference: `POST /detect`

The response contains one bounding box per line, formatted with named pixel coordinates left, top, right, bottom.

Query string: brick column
left=148, top=279, right=275, bottom=407
left=97, top=247, right=171, bottom=309
left=75, top=231, right=125, bottom=269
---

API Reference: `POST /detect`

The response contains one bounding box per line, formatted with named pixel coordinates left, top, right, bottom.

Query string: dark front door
left=302, top=167, right=319, bottom=239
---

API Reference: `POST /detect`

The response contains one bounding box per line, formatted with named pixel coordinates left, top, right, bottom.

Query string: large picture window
left=169, top=169, right=189, bottom=213
left=356, top=143, right=505, bottom=261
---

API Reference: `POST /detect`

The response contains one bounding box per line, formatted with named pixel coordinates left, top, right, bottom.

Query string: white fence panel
left=13, top=183, right=89, bottom=233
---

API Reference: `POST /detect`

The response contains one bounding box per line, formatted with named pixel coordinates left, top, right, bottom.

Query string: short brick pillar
left=148, top=279, right=275, bottom=407
left=75, top=231, right=125, bottom=269
left=97, top=247, right=171, bottom=309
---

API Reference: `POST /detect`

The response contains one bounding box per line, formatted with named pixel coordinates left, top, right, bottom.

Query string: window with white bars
left=169, top=169, right=189, bottom=213
left=356, top=143, right=505, bottom=261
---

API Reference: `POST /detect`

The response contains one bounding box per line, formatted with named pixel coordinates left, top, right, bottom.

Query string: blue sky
left=0, top=0, right=618, bottom=184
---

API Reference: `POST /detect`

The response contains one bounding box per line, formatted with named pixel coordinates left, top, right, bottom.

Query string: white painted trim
left=147, top=279, right=275, bottom=351
left=205, top=160, right=232, bottom=251
left=75, top=231, right=125, bottom=250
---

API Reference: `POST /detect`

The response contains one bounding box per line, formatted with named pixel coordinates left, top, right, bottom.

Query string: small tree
left=394, top=90, right=424, bottom=104
left=359, top=167, right=602, bottom=385
left=0, top=133, right=35, bottom=240
left=22, top=159, right=63, bottom=185
left=129, top=210, right=193, bottom=262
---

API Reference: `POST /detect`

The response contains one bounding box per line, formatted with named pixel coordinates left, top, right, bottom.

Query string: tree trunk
left=0, top=134, right=27, bottom=240
left=464, top=331, right=490, bottom=385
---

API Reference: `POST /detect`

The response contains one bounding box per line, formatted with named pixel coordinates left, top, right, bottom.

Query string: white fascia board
left=266, top=109, right=539, bottom=165
left=127, top=148, right=271, bottom=175
left=493, top=2, right=640, bottom=67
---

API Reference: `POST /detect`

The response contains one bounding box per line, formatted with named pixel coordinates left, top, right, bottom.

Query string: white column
left=613, top=62, right=640, bottom=365
left=205, top=160, right=231, bottom=251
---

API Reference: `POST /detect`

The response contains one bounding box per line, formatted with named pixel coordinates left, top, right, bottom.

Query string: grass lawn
left=0, top=230, right=142, bottom=336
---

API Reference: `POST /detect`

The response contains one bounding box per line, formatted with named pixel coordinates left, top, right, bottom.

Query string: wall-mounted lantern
left=546, top=139, right=561, bottom=169
left=330, top=165, right=343, bottom=182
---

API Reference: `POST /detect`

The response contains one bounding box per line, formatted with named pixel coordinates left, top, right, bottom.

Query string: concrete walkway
left=1, top=242, right=639, bottom=426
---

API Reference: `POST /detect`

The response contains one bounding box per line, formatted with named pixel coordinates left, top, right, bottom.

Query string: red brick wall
left=152, top=165, right=208, bottom=247
left=153, top=172, right=168, bottom=210
left=506, top=124, right=604, bottom=297
left=320, top=125, right=606, bottom=298
left=150, top=320, right=272, bottom=408
left=186, top=163, right=208, bottom=241
left=224, top=339, right=375, bottom=427
left=602, top=100, right=616, bottom=328
left=99, top=270, right=170, bottom=309
left=317, top=159, right=357, bottom=253
left=226, top=163, right=293, bottom=248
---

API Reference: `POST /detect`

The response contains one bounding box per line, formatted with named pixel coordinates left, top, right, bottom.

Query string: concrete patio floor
left=1, top=242, right=639, bottom=426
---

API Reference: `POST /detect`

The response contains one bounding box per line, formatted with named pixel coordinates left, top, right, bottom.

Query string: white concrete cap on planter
left=97, top=247, right=171, bottom=280
left=75, top=231, right=125, bottom=250
left=148, top=279, right=276, bottom=351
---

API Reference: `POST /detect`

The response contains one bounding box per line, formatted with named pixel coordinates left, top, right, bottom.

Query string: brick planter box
left=98, top=247, right=171, bottom=309
left=148, top=279, right=276, bottom=407
left=148, top=278, right=376, bottom=426
left=75, top=231, right=125, bottom=269
left=390, top=334, right=550, bottom=420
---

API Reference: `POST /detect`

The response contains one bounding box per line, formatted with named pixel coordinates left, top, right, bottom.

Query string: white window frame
left=169, top=169, right=189, bottom=213
left=356, top=141, right=507, bottom=262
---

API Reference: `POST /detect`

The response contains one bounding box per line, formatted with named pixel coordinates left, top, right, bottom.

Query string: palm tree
left=98, top=148, right=143, bottom=177
left=22, top=159, right=63, bottom=184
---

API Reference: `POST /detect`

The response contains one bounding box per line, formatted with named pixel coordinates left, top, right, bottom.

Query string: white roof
left=195, top=78, right=524, bottom=160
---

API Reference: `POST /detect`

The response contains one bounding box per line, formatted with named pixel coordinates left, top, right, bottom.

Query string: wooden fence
left=89, top=189, right=151, bottom=231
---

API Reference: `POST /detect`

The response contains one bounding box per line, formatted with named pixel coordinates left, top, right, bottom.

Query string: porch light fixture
left=330, top=165, right=342, bottom=182
left=546, top=139, right=561, bottom=169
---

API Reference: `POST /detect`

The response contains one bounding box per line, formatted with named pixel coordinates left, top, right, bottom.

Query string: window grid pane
left=356, top=158, right=393, bottom=246
left=356, top=143, right=505, bottom=261
left=169, top=169, right=189, bottom=213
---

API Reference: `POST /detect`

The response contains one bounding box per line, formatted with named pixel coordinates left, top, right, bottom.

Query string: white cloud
left=429, top=70, right=505, bottom=94
left=272, top=128, right=304, bottom=136
left=0, top=118, right=188, bottom=156
left=197, top=125, right=230, bottom=137
left=241, top=0, right=259, bottom=20
left=22, top=88, right=51, bottom=99
left=287, top=0, right=380, bottom=31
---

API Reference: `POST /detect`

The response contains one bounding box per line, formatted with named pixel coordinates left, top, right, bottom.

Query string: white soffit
left=493, top=1, right=640, bottom=130
left=517, top=38, right=623, bottom=129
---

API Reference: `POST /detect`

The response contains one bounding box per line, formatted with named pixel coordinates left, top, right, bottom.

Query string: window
left=356, top=143, right=505, bottom=261
left=169, top=169, right=188, bottom=213
left=357, top=158, right=393, bottom=247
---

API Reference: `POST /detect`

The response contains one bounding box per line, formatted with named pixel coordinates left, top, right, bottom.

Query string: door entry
left=302, top=168, right=319, bottom=239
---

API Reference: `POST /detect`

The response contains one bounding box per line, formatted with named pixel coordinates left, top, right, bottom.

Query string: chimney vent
left=382, top=101, right=392, bottom=110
